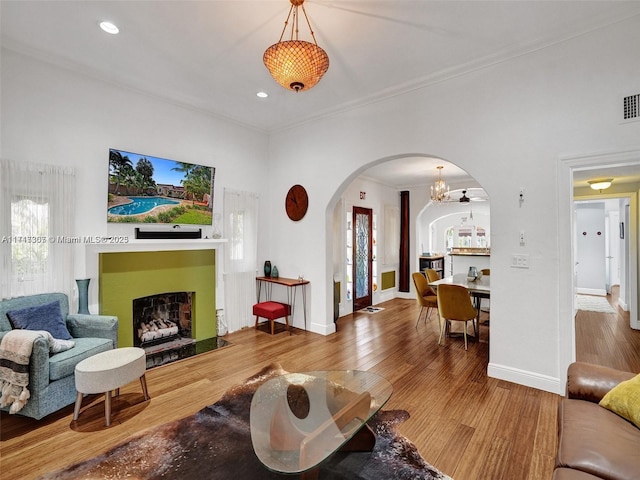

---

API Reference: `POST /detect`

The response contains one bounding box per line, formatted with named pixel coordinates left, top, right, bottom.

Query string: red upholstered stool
left=253, top=301, right=290, bottom=335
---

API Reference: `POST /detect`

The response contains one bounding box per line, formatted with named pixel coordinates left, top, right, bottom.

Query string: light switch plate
left=511, top=254, right=529, bottom=268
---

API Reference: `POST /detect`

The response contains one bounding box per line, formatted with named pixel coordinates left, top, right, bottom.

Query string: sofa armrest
left=66, top=314, right=118, bottom=348
left=566, top=362, right=635, bottom=403
left=1, top=332, right=51, bottom=390
left=29, top=336, right=52, bottom=391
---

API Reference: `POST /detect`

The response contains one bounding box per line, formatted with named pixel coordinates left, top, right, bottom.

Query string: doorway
left=558, top=149, right=640, bottom=385
left=352, top=207, right=373, bottom=311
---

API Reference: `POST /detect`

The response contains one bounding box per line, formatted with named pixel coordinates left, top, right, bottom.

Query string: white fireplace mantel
left=86, top=238, right=226, bottom=255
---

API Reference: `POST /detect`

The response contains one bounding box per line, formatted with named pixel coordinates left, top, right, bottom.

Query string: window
left=223, top=189, right=258, bottom=332
left=1, top=159, right=75, bottom=298
left=229, top=210, right=245, bottom=261
left=10, top=197, right=50, bottom=279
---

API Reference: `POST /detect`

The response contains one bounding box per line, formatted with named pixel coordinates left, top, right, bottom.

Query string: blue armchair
left=0, top=293, right=118, bottom=419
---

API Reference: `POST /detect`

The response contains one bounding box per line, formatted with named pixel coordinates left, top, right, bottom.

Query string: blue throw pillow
left=6, top=300, right=73, bottom=340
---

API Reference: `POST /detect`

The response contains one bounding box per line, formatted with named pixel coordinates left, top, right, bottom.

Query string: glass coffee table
left=250, top=370, right=393, bottom=479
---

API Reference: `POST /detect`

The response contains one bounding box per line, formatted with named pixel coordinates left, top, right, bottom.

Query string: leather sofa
left=554, top=362, right=640, bottom=480
left=0, top=293, right=118, bottom=419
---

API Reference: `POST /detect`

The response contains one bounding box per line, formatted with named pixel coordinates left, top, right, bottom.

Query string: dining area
left=412, top=267, right=490, bottom=350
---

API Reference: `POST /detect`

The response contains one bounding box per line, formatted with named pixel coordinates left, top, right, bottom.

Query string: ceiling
left=573, top=165, right=640, bottom=190
left=3, top=1, right=640, bottom=188
left=3, top=0, right=640, bottom=134
left=361, top=156, right=479, bottom=191
left=363, top=156, right=640, bottom=191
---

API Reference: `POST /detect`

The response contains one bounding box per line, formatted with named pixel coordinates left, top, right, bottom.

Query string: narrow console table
left=256, top=276, right=310, bottom=331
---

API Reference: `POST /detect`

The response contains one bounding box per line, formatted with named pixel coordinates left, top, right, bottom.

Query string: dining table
left=428, top=273, right=490, bottom=339
left=429, top=273, right=490, bottom=296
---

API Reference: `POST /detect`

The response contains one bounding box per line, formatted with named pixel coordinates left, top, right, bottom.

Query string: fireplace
left=132, top=291, right=194, bottom=348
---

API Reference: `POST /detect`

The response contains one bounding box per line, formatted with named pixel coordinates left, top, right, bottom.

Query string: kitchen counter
left=448, top=250, right=490, bottom=275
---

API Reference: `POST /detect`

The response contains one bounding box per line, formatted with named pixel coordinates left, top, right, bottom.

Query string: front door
left=352, top=207, right=373, bottom=311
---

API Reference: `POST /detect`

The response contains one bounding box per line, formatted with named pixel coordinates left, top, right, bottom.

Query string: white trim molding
left=488, top=362, right=562, bottom=394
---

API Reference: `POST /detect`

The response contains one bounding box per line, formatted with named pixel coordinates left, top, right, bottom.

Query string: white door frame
left=558, top=148, right=640, bottom=389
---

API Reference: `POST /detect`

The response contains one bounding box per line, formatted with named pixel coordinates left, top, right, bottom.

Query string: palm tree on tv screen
left=109, top=150, right=133, bottom=195
left=172, top=162, right=212, bottom=204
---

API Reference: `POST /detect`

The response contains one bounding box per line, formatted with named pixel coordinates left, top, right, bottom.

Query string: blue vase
left=76, top=278, right=90, bottom=314
left=271, top=265, right=279, bottom=278
left=264, top=261, right=272, bottom=278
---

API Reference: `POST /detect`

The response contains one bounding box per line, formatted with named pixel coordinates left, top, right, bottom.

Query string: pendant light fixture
left=263, top=0, right=329, bottom=92
left=430, top=166, right=450, bottom=203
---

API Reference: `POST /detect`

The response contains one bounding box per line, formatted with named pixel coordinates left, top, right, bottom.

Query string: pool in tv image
left=108, top=148, right=215, bottom=225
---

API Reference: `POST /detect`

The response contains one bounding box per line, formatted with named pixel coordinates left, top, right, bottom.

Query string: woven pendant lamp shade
left=263, top=40, right=329, bottom=92
left=263, top=0, right=329, bottom=92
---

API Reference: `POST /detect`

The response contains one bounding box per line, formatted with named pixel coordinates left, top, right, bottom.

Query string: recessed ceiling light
left=99, top=21, right=119, bottom=35
left=256, top=91, right=269, bottom=98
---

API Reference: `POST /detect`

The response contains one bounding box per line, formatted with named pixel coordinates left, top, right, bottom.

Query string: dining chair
left=411, top=272, right=438, bottom=330
left=476, top=268, right=490, bottom=319
left=437, top=284, right=478, bottom=350
left=425, top=268, right=441, bottom=284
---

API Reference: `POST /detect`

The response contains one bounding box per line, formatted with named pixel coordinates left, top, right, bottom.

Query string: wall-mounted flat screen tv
left=108, top=148, right=215, bottom=225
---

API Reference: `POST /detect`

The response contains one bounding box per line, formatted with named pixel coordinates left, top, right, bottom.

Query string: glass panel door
left=353, top=207, right=373, bottom=311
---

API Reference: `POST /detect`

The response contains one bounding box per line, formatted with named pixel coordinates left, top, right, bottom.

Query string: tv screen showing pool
left=108, top=148, right=215, bottom=225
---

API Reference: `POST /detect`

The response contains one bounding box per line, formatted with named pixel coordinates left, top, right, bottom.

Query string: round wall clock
left=285, top=184, right=309, bottom=221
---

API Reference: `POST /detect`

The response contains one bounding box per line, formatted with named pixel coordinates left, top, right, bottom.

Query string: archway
left=327, top=153, right=490, bottom=321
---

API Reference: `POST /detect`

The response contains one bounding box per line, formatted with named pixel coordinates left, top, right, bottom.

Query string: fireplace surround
left=91, top=242, right=221, bottom=347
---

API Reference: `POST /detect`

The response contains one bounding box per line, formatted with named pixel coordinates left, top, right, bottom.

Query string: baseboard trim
left=488, top=362, right=562, bottom=394
left=395, top=292, right=413, bottom=301
left=576, top=288, right=607, bottom=296
left=308, top=320, right=337, bottom=336
left=376, top=290, right=396, bottom=303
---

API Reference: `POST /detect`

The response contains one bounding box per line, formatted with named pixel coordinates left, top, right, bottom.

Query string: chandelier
left=430, top=166, right=450, bottom=202
left=263, top=0, right=329, bottom=92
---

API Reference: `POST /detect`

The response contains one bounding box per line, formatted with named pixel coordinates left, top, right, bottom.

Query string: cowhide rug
left=41, top=363, right=451, bottom=480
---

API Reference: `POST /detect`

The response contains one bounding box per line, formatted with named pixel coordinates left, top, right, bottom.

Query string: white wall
left=267, top=17, right=640, bottom=393
left=1, top=49, right=270, bottom=311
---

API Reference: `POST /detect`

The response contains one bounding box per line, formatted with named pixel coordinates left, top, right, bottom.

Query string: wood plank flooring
left=1, top=289, right=639, bottom=480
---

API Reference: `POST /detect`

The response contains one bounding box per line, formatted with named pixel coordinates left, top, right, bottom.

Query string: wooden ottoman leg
left=270, top=318, right=275, bottom=335
left=105, top=390, right=112, bottom=427
left=285, top=315, right=290, bottom=334
left=140, top=374, right=150, bottom=400
left=73, top=391, right=83, bottom=421
left=255, top=315, right=259, bottom=329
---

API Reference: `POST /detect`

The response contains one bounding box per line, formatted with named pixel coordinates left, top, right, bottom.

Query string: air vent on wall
left=623, top=93, right=639, bottom=121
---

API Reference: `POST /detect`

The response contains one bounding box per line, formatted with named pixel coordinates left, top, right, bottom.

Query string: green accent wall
left=99, top=250, right=216, bottom=347
left=381, top=271, right=396, bottom=290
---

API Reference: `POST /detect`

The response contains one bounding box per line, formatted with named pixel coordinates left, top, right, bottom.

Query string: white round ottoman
left=73, top=347, right=150, bottom=426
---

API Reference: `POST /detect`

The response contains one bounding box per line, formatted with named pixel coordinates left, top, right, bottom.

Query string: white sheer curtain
left=0, top=159, right=76, bottom=299
left=223, top=188, right=259, bottom=332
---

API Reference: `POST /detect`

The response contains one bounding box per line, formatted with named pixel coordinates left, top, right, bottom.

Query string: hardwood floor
left=575, top=286, right=640, bottom=372
left=1, top=291, right=638, bottom=480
